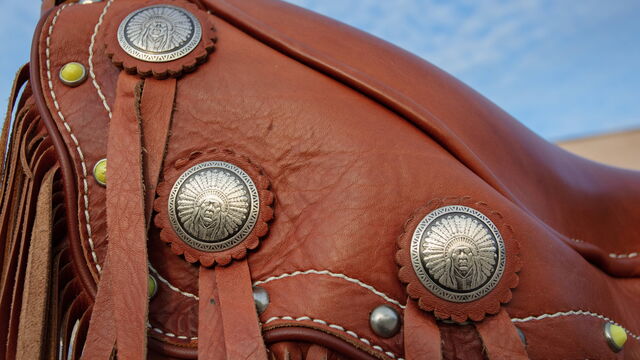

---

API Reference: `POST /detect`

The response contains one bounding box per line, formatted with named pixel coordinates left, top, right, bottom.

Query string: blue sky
left=1, top=0, right=639, bottom=141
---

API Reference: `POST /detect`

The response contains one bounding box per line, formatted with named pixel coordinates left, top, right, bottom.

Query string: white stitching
left=45, top=4, right=102, bottom=274
left=88, top=0, right=114, bottom=119
left=254, top=270, right=405, bottom=309
left=148, top=323, right=197, bottom=341
left=264, top=316, right=404, bottom=360
left=149, top=264, right=199, bottom=300
left=609, top=252, right=638, bottom=259
left=571, top=239, right=638, bottom=259
left=511, top=310, right=640, bottom=341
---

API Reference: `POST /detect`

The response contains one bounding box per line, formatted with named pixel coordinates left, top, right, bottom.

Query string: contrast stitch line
left=571, top=239, right=638, bottom=259
left=511, top=310, right=639, bottom=341
left=254, top=270, right=405, bottom=309
left=609, top=252, right=638, bottom=259
left=148, top=322, right=197, bottom=341
left=149, top=264, right=199, bottom=300
left=88, top=0, right=114, bottom=119
left=45, top=4, right=102, bottom=274
left=264, top=316, right=403, bottom=360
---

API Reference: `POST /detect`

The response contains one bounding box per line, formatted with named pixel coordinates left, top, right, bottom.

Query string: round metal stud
left=168, top=161, right=259, bottom=252
left=93, top=159, right=107, bottom=186
left=369, top=305, right=401, bottom=338
left=59, top=62, right=87, bottom=87
left=148, top=274, right=158, bottom=298
left=410, top=205, right=506, bottom=303
left=117, top=5, right=202, bottom=63
left=604, top=322, right=627, bottom=353
left=252, top=286, right=269, bottom=315
left=79, top=0, right=103, bottom=4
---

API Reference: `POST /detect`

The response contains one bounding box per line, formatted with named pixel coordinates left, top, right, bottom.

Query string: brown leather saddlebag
left=1, top=0, right=639, bottom=359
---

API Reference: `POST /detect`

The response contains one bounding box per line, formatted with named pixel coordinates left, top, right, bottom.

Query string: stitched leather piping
left=30, top=6, right=97, bottom=298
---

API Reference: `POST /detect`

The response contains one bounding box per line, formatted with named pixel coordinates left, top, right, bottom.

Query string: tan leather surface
left=25, top=0, right=640, bottom=358
left=105, top=73, right=148, bottom=359
left=403, top=300, right=441, bottom=359
left=475, top=309, right=528, bottom=359
left=216, top=260, right=267, bottom=359
left=16, top=166, right=57, bottom=360
left=198, top=267, right=226, bottom=360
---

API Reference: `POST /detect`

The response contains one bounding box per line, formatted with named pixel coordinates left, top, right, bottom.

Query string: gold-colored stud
left=604, top=322, right=627, bottom=353
left=93, top=159, right=107, bottom=186
left=148, top=275, right=158, bottom=298
left=59, top=62, right=87, bottom=87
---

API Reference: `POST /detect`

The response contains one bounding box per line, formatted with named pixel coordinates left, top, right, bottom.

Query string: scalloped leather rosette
left=397, top=197, right=521, bottom=323
left=101, top=0, right=216, bottom=79
left=154, top=149, right=273, bottom=267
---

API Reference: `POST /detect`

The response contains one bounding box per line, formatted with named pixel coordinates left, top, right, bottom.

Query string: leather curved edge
left=263, top=327, right=381, bottom=360
left=30, top=6, right=97, bottom=298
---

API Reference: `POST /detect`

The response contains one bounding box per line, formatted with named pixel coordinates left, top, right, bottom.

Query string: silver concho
left=410, top=206, right=505, bottom=303
left=117, top=5, right=202, bottom=62
left=168, top=161, right=259, bottom=252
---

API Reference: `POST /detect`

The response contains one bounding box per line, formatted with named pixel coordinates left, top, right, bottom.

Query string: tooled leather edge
left=30, top=6, right=97, bottom=298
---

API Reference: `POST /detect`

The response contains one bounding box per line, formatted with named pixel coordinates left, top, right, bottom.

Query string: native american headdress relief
left=125, top=6, right=194, bottom=53
left=422, top=214, right=497, bottom=291
left=176, top=169, right=249, bottom=242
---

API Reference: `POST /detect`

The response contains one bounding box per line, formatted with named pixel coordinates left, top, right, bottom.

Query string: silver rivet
left=516, top=327, right=527, bottom=346
left=369, top=305, right=401, bottom=338
left=79, top=0, right=103, bottom=3
left=252, top=286, right=269, bottom=315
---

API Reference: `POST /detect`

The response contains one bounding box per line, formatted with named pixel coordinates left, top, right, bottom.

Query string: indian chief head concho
left=176, top=168, right=249, bottom=242
left=411, top=206, right=506, bottom=302
left=126, top=6, right=194, bottom=53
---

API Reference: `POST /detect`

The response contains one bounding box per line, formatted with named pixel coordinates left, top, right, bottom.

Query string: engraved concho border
left=117, top=4, right=202, bottom=63
left=410, top=205, right=506, bottom=303
left=168, top=161, right=260, bottom=252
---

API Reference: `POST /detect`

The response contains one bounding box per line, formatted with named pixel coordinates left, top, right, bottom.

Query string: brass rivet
left=59, top=62, right=87, bottom=87
left=93, top=159, right=107, bottom=186
left=148, top=275, right=158, bottom=299
left=604, top=322, right=627, bottom=353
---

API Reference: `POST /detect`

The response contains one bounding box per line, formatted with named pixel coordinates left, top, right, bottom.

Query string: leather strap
left=1, top=64, right=30, bottom=187
left=475, top=309, right=528, bottom=360
left=80, top=253, right=116, bottom=360
left=198, top=267, right=226, bottom=360
left=140, top=78, right=176, bottom=226
left=403, top=299, right=441, bottom=359
left=215, top=260, right=267, bottom=359
left=16, top=165, right=57, bottom=360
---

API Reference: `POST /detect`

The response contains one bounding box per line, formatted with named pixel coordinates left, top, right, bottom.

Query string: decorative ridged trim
left=254, top=270, right=405, bottom=309
left=511, top=310, right=639, bottom=341
left=264, top=316, right=404, bottom=360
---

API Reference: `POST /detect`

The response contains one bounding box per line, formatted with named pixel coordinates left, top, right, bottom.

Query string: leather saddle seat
left=1, top=0, right=638, bottom=359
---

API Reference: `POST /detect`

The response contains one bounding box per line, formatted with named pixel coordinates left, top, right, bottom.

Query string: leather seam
left=254, top=270, right=405, bottom=309
left=148, top=264, right=199, bottom=300
left=264, top=316, right=404, bottom=360
left=511, top=310, right=639, bottom=341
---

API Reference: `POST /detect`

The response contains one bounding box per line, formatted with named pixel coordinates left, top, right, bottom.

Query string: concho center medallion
left=168, top=161, right=260, bottom=252
left=410, top=206, right=506, bottom=303
left=117, top=4, right=202, bottom=62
